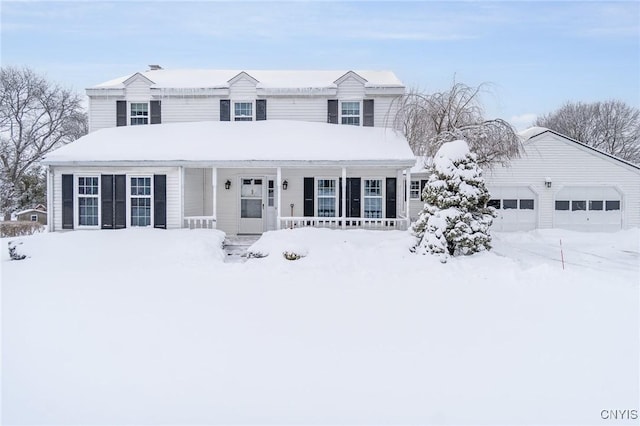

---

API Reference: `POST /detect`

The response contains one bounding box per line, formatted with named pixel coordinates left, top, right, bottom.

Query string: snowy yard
left=1, top=227, right=638, bottom=424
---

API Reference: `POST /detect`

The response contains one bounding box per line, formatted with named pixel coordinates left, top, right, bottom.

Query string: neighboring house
left=42, top=120, right=415, bottom=234
left=86, top=67, right=404, bottom=132
left=408, top=127, right=640, bottom=232
left=15, top=207, right=47, bottom=225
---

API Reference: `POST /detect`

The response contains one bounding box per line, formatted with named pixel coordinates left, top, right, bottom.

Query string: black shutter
left=62, top=174, right=74, bottom=229
left=327, top=100, right=338, bottom=124
left=101, top=175, right=114, bottom=229
left=347, top=178, right=361, bottom=217
left=114, top=175, right=126, bottom=229
left=303, top=177, right=314, bottom=217
left=220, top=100, right=231, bottom=121
left=363, top=99, right=374, bottom=127
left=256, top=99, right=267, bottom=121
left=116, top=100, right=127, bottom=127
left=386, top=178, right=397, bottom=218
left=154, top=174, right=167, bottom=229
left=150, top=100, right=161, bottom=124
left=420, top=179, right=428, bottom=201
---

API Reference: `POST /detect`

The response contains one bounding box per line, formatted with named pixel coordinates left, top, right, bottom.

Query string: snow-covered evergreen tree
left=412, top=139, right=495, bottom=262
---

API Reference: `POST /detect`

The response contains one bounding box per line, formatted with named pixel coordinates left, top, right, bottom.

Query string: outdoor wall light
left=225, top=179, right=231, bottom=190
left=282, top=180, right=289, bottom=190
left=544, top=178, right=552, bottom=188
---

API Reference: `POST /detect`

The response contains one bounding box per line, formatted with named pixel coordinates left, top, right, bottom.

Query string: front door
left=239, top=178, right=264, bottom=234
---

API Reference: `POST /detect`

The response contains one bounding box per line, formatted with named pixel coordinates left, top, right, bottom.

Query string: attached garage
left=488, top=186, right=538, bottom=231
left=553, top=186, right=622, bottom=232
left=409, top=128, right=640, bottom=232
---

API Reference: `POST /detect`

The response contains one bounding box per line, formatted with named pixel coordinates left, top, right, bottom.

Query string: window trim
left=233, top=101, right=254, bottom=121
left=129, top=102, right=149, bottom=126
left=409, top=180, right=421, bottom=200
left=363, top=178, right=384, bottom=219
left=75, top=175, right=100, bottom=228
left=128, top=175, right=154, bottom=227
left=340, top=100, right=361, bottom=126
left=316, top=177, right=338, bottom=217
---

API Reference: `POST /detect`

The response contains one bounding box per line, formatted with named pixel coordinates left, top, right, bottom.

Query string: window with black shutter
left=220, top=100, right=231, bottom=121
left=327, top=100, right=338, bottom=124
left=150, top=100, right=161, bottom=124
left=116, top=101, right=127, bottom=127
left=154, top=174, right=167, bottom=229
left=303, top=177, right=314, bottom=217
left=62, top=174, right=74, bottom=229
left=256, top=99, right=267, bottom=121
left=363, top=99, right=374, bottom=127
left=386, top=178, right=397, bottom=218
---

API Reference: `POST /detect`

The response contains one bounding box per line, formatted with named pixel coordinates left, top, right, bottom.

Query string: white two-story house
left=43, top=67, right=417, bottom=235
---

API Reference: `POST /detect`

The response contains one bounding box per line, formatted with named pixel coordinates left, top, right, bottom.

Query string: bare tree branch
left=394, top=79, right=521, bottom=167
left=535, top=100, right=640, bottom=164
left=0, top=66, right=87, bottom=218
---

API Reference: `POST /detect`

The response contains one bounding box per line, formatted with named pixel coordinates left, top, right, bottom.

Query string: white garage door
left=554, top=186, right=622, bottom=231
left=488, top=186, right=537, bottom=232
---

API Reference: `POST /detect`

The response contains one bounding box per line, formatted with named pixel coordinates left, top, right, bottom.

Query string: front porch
left=181, top=166, right=414, bottom=234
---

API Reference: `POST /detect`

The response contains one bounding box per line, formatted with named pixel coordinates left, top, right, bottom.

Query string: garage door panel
left=489, top=186, right=537, bottom=232
left=553, top=186, right=621, bottom=231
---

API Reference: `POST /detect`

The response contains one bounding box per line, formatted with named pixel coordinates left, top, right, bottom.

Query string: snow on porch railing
left=183, top=216, right=216, bottom=229
left=280, top=216, right=409, bottom=231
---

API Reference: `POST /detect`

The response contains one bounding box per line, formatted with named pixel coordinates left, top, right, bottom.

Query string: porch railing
left=183, top=216, right=216, bottom=229
left=279, top=216, right=409, bottom=231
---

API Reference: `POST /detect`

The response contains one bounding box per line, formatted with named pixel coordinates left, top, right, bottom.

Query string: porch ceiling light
left=282, top=180, right=288, bottom=190
left=225, top=179, right=231, bottom=190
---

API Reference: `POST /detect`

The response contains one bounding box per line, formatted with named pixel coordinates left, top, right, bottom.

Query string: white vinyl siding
left=264, top=97, right=326, bottom=122
left=483, top=133, right=640, bottom=229
left=337, top=75, right=366, bottom=100
left=88, top=97, right=120, bottom=132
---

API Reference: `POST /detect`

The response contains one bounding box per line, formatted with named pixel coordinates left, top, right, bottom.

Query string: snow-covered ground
left=2, top=227, right=638, bottom=425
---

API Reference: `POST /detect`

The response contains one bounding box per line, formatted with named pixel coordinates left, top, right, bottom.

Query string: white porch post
left=179, top=166, right=185, bottom=228
left=276, top=167, right=282, bottom=230
left=46, top=165, right=53, bottom=232
left=341, top=167, right=347, bottom=230
left=406, top=168, right=412, bottom=228
left=211, top=167, right=217, bottom=226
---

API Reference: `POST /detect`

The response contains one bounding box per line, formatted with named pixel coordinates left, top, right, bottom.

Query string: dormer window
left=341, top=101, right=360, bottom=126
left=130, top=103, right=149, bottom=125
left=234, top=102, right=253, bottom=121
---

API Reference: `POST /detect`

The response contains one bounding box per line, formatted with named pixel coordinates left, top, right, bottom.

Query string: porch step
left=222, top=235, right=261, bottom=263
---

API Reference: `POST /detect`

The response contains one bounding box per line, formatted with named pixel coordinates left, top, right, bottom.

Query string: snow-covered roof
left=518, top=126, right=549, bottom=141
left=91, top=69, right=404, bottom=89
left=410, top=155, right=431, bottom=174
left=43, top=120, right=415, bottom=167
left=15, top=208, right=46, bottom=216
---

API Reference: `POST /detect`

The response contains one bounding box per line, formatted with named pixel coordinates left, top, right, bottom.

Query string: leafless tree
left=0, top=66, right=87, bottom=219
left=394, top=80, right=521, bottom=167
left=535, top=100, right=640, bottom=164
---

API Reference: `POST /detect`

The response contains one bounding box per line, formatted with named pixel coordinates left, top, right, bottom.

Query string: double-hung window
left=317, top=179, right=337, bottom=217
left=234, top=102, right=253, bottom=121
left=409, top=180, right=421, bottom=199
left=78, top=176, right=99, bottom=226
left=364, top=179, right=383, bottom=218
left=131, top=177, right=152, bottom=226
left=341, top=101, right=360, bottom=126
left=130, top=103, right=149, bottom=125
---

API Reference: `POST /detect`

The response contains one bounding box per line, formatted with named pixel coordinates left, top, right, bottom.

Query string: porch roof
left=43, top=120, right=416, bottom=168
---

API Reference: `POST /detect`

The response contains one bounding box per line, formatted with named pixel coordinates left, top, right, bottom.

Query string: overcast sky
left=2, top=0, right=638, bottom=129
